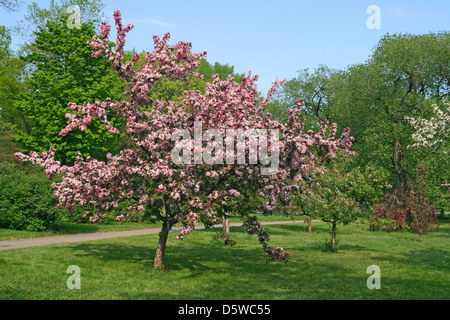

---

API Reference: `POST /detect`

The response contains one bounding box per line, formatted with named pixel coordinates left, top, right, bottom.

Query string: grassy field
left=0, top=214, right=297, bottom=241
left=0, top=217, right=448, bottom=300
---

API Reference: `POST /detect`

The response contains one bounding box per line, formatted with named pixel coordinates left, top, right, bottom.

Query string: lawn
left=0, top=213, right=297, bottom=241
left=0, top=217, right=448, bottom=300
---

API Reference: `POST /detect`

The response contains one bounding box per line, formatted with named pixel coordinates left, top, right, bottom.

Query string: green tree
left=0, top=26, right=27, bottom=127
left=299, top=160, right=361, bottom=252
left=14, top=0, right=105, bottom=43
left=12, top=15, right=123, bottom=163
left=267, top=65, right=335, bottom=128
left=330, top=32, right=449, bottom=195
left=0, top=0, right=21, bottom=12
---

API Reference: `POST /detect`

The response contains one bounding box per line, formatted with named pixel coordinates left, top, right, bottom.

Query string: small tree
left=298, top=159, right=362, bottom=252
left=409, top=163, right=440, bottom=241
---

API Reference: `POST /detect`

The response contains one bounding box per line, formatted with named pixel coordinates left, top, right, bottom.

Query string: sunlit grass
left=0, top=217, right=448, bottom=300
left=0, top=214, right=300, bottom=241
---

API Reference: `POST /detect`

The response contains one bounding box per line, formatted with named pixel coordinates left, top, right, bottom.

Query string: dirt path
left=0, top=220, right=311, bottom=251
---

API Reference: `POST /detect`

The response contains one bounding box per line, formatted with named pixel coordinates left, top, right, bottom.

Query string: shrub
left=0, top=163, right=59, bottom=231
left=370, top=163, right=440, bottom=239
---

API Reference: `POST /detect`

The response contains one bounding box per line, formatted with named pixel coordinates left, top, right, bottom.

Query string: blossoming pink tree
left=15, top=10, right=356, bottom=268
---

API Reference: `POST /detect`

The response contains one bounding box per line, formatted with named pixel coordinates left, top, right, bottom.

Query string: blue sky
left=2, top=0, right=449, bottom=95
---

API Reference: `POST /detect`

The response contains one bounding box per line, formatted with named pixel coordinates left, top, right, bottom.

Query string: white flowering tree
left=406, top=102, right=450, bottom=193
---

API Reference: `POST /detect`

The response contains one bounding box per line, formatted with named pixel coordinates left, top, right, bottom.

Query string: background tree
left=272, top=32, right=449, bottom=211
left=11, top=15, right=124, bottom=164
left=0, top=26, right=27, bottom=128
left=14, top=0, right=105, bottom=43
left=0, top=0, right=21, bottom=12
left=406, top=102, right=450, bottom=212
left=301, top=161, right=361, bottom=252
left=267, top=65, right=335, bottom=128
left=408, top=162, right=440, bottom=242
left=293, top=151, right=388, bottom=250
left=330, top=32, right=449, bottom=194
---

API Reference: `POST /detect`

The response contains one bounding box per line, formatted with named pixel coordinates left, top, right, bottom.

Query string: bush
left=369, top=163, right=440, bottom=239
left=0, top=163, right=60, bottom=231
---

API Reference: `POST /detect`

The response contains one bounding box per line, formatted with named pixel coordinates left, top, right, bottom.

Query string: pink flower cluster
left=243, top=215, right=290, bottom=263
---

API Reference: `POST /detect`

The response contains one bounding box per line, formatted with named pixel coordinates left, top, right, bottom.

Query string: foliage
left=409, top=163, right=441, bottom=241
left=0, top=26, right=27, bottom=127
left=14, top=0, right=105, bottom=43
left=267, top=65, right=335, bottom=128
left=329, top=32, right=450, bottom=197
left=293, top=154, right=363, bottom=252
left=0, top=0, right=21, bottom=12
left=406, top=102, right=450, bottom=196
left=0, top=124, right=22, bottom=163
left=12, top=14, right=124, bottom=164
left=15, top=10, right=355, bottom=267
left=291, top=151, right=390, bottom=249
left=0, top=163, right=59, bottom=231
left=272, top=32, right=450, bottom=209
left=370, top=163, right=440, bottom=238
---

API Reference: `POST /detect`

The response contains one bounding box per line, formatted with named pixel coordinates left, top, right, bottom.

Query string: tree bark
left=393, top=139, right=409, bottom=193
left=153, top=201, right=178, bottom=269
left=308, top=218, right=312, bottom=233
left=153, top=218, right=172, bottom=268
left=223, top=217, right=230, bottom=236
left=331, top=222, right=337, bottom=252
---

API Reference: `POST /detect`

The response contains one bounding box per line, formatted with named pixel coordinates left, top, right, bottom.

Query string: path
left=0, top=220, right=311, bottom=251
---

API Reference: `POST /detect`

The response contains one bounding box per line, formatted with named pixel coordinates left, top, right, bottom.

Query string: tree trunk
left=153, top=218, right=173, bottom=268
left=223, top=217, right=230, bottom=236
left=393, top=139, right=408, bottom=193
left=308, top=219, right=312, bottom=233
left=331, top=222, right=337, bottom=252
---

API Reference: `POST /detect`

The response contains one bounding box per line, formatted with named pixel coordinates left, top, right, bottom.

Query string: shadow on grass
left=49, top=222, right=101, bottom=234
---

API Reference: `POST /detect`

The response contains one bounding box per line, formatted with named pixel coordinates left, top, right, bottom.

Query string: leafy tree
left=293, top=151, right=388, bottom=251
left=329, top=32, right=449, bottom=195
left=0, top=0, right=20, bottom=12
left=409, top=162, right=440, bottom=242
left=12, top=15, right=124, bottom=163
left=16, top=10, right=356, bottom=268
left=406, top=102, right=450, bottom=212
left=302, top=163, right=361, bottom=252
left=0, top=26, right=27, bottom=128
left=267, top=65, right=335, bottom=128
left=0, top=26, right=27, bottom=165
left=14, top=0, right=105, bottom=43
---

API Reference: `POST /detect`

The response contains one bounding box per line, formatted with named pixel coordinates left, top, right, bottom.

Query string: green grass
left=0, top=221, right=163, bottom=240
left=0, top=214, right=300, bottom=241
left=0, top=217, right=448, bottom=300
